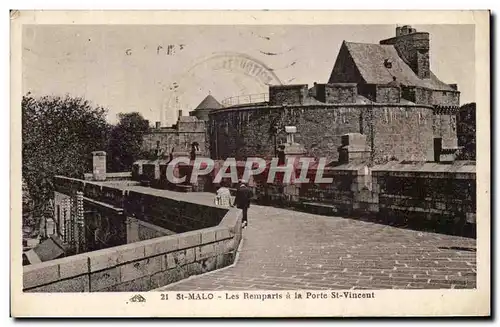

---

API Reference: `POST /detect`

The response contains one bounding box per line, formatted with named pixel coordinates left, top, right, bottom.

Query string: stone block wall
left=124, top=191, right=227, bottom=233
left=209, top=103, right=435, bottom=163
left=375, top=85, right=400, bottom=103
left=23, top=209, right=242, bottom=292
left=371, top=106, right=434, bottom=162
left=401, top=86, right=459, bottom=107
left=142, top=124, right=207, bottom=158
left=244, top=161, right=475, bottom=235
left=177, top=119, right=205, bottom=133
left=126, top=217, right=175, bottom=243
left=432, top=90, right=460, bottom=107
left=142, top=131, right=177, bottom=154
left=54, top=176, right=232, bottom=249
left=372, top=162, right=476, bottom=231
left=248, top=162, right=373, bottom=217
left=416, top=49, right=430, bottom=80
left=209, top=105, right=364, bottom=161
left=295, top=166, right=361, bottom=215
left=324, top=83, right=357, bottom=103
left=401, top=86, right=433, bottom=105
left=415, top=87, right=434, bottom=105
left=433, top=110, right=459, bottom=149
left=269, top=85, right=308, bottom=106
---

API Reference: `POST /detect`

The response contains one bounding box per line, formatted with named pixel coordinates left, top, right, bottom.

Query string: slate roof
left=342, top=42, right=454, bottom=91
left=195, top=95, right=223, bottom=110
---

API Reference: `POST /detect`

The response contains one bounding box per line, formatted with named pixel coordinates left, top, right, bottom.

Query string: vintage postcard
left=11, top=10, right=490, bottom=317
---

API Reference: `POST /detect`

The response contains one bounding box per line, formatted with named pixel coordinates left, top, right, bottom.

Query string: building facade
left=142, top=95, right=222, bottom=158
left=208, top=25, right=461, bottom=163
left=141, top=26, right=466, bottom=164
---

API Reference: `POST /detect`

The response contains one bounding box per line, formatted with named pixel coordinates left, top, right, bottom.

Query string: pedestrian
left=232, top=179, right=252, bottom=228
left=214, top=183, right=231, bottom=206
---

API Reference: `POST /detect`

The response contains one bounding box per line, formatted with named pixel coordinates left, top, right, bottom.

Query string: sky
left=22, top=24, right=475, bottom=126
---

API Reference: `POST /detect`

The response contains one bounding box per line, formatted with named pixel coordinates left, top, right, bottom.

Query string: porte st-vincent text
left=304, top=291, right=375, bottom=299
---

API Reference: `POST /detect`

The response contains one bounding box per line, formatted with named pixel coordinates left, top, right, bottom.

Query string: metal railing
left=221, top=93, right=269, bottom=106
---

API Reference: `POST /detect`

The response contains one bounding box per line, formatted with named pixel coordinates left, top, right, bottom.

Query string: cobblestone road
left=155, top=205, right=476, bottom=291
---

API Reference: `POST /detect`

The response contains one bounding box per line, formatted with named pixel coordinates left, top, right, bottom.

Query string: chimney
left=178, top=110, right=183, bottom=119
left=155, top=121, right=161, bottom=129
left=92, top=151, right=107, bottom=181
left=380, top=25, right=430, bottom=79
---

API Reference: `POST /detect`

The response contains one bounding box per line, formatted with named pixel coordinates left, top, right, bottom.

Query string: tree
left=22, top=178, right=35, bottom=229
left=22, top=94, right=110, bottom=230
left=107, top=112, right=150, bottom=172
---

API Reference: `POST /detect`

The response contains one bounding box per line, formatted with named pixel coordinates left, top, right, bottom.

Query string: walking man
left=233, top=179, right=252, bottom=228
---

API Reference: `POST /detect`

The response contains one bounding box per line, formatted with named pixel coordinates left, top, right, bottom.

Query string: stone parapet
left=24, top=205, right=242, bottom=292
left=371, top=161, right=476, bottom=233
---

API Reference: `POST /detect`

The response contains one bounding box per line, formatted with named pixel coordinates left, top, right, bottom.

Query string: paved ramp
left=155, top=205, right=476, bottom=291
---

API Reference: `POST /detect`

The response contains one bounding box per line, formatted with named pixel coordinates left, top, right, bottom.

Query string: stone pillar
left=282, top=126, right=306, bottom=160
left=338, top=133, right=371, bottom=164
left=285, top=126, right=296, bottom=144
left=132, top=161, right=144, bottom=181
left=92, top=151, right=107, bottom=181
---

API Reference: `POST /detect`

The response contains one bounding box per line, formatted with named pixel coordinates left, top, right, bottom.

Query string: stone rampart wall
left=372, top=162, right=476, bottom=229
left=26, top=179, right=242, bottom=292
left=24, top=209, right=241, bottom=292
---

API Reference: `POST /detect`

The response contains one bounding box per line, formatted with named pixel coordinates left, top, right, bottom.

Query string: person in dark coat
left=232, top=179, right=252, bottom=228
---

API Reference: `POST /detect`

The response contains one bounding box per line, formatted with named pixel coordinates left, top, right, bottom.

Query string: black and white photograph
left=11, top=10, right=490, bottom=317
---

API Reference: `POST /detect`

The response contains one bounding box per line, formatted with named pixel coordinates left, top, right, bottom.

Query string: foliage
left=22, top=178, right=35, bottom=229
left=22, top=94, right=110, bottom=227
left=107, top=112, right=150, bottom=172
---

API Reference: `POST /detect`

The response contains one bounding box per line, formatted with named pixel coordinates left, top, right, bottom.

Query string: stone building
left=208, top=25, right=462, bottom=163
left=141, top=95, right=223, bottom=158
left=189, top=94, right=223, bottom=122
